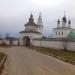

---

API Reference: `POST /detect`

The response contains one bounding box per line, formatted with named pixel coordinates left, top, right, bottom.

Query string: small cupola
left=62, top=15, right=67, bottom=23
left=29, top=13, right=34, bottom=23
left=68, top=19, right=71, bottom=28
left=57, top=19, right=60, bottom=28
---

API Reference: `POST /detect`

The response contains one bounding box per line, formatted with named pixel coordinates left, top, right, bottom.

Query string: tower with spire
left=37, top=13, right=43, bottom=34
left=62, top=14, right=67, bottom=28
left=19, top=13, right=43, bottom=46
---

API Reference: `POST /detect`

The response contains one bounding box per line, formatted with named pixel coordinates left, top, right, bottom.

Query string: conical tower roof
left=37, top=13, right=43, bottom=26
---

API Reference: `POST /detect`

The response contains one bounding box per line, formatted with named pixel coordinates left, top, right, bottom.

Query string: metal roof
left=68, top=31, right=75, bottom=38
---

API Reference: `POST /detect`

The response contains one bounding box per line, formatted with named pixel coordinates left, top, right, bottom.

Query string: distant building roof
left=0, top=38, right=3, bottom=40
left=20, top=30, right=41, bottom=34
left=5, top=37, right=19, bottom=41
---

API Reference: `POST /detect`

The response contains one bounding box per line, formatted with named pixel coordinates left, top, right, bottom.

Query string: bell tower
left=37, top=13, right=43, bottom=33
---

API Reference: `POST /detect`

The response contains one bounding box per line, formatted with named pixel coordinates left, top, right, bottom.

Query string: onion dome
left=29, top=13, right=34, bottom=23
left=62, top=15, right=67, bottom=23
left=57, top=19, right=60, bottom=24
left=68, top=19, right=71, bottom=24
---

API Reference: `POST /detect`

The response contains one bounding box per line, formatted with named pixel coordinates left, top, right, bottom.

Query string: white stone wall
left=33, top=40, right=63, bottom=49
left=33, top=39, right=75, bottom=51
left=19, top=33, right=42, bottom=45
left=12, top=41, right=18, bottom=45
left=0, top=40, right=18, bottom=46
left=67, top=42, right=75, bottom=51
left=37, top=25, right=43, bottom=34
left=62, top=22, right=66, bottom=28
left=25, top=25, right=37, bottom=31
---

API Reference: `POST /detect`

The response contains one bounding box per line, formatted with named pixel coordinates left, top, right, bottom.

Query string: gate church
left=19, top=13, right=43, bottom=46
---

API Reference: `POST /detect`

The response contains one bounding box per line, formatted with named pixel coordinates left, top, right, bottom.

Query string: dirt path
left=0, top=47, right=75, bottom=75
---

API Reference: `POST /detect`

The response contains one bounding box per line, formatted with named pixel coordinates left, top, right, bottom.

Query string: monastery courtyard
left=0, top=47, right=75, bottom=75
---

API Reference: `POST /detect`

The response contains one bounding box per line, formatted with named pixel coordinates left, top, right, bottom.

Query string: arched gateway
left=22, top=36, right=30, bottom=46
left=20, top=14, right=43, bottom=46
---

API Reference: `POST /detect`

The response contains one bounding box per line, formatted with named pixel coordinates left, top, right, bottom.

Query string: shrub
left=0, top=41, right=8, bottom=47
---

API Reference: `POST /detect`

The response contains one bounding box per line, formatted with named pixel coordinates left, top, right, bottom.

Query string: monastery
left=19, top=13, right=75, bottom=51
left=0, top=13, right=75, bottom=51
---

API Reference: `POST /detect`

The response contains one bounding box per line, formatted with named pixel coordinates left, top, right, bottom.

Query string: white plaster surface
left=33, top=40, right=75, bottom=51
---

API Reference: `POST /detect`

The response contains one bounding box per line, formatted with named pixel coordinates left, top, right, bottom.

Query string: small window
left=59, top=32, right=60, bottom=35
left=37, top=26, right=39, bottom=28
left=39, top=25, right=40, bottom=28
left=56, top=32, right=57, bottom=35
left=62, top=32, right=63, bottom=36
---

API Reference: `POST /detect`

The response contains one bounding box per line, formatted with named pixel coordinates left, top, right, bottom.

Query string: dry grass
left=0, top=42, right=11, bottom=48
left=0, top=52, right=6, bottom=62
left=27, top=46, right=75, bottom=65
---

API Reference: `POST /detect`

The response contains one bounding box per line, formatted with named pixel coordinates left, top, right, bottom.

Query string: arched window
left=56, top=32, right=57, bottom=35
left=39, top=25, right=40, bottom=28
left=59, top=32, right=60, bottom=35
left=62, top=32, right=63, bottom=36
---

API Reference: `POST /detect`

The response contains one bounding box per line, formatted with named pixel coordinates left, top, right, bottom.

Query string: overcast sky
left=0, top=0, right=75, bottom=37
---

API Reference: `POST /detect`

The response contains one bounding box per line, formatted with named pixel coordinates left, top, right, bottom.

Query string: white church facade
left=19, top=13, right=43, bottom=46
left=52, top=15, right=75, bottom=38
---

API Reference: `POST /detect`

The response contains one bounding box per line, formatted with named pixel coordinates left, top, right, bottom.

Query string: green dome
left=68, top=31, right=75, bottom=38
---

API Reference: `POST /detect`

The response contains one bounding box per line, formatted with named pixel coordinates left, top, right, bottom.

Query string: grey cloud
left=0, top=0, right=75, bottom=37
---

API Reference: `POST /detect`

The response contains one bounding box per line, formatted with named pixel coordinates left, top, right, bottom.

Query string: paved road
left=0, top=47, right=75, bottom=75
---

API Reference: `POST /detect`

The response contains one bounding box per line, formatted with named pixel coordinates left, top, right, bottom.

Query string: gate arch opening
left=22, top=36, right=30, bottom=46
